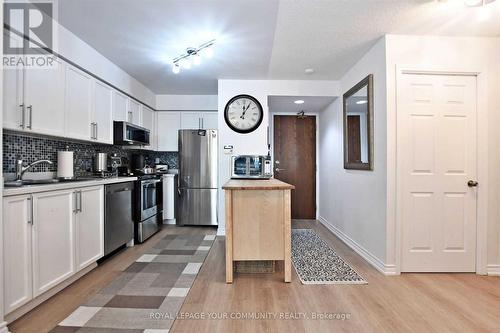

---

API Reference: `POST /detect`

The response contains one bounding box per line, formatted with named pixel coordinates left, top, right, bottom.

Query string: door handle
left=275, top=168, right=286, bottom=172
left=27, top=105, right=33, bottom=129
left=467, top=180, right=479, bottom=187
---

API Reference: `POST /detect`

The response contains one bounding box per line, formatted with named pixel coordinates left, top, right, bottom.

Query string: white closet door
left=399, top=73, right=477, bottom=272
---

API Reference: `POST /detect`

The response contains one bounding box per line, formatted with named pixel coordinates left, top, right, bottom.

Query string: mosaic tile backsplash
left=3, top=131, right=178, bottom=176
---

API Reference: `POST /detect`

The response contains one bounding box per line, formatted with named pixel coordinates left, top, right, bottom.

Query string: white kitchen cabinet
left=2, top=195, right=33, bottom=314
left=128, top=99, right=142, bottom=126
left=93, top=80, right=114, bottom=144
left=141, top=106, right=155, bottom=150
left=32, top=189, right=75, bottom=297
left=157, top=112, right=181, bottom=151
left=201, top=112, right=218, bottom=129
left=180, top=112, right=218, bottom=130
left=75, top=186, right=104, bottom=271
left=64, top=65, right=93, bottom=141
left=180, top=112, right=202, bottom=129
left=3, top=185, right=105, bottom=315
left=3, top=31, right=24, bottom=131
left=23, top=51, right=66, bottom=136
left=113, top=90, right=128, bottom=122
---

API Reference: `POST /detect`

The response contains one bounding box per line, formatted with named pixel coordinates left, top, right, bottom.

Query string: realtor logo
left=3, top=1, right=53, bottom=54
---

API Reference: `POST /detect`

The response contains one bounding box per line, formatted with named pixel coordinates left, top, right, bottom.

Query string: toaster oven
left=231, top=155, right=272, bottom=179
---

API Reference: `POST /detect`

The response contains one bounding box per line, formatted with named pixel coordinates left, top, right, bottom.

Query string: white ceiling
left=268, top=96, right=336, bottom=113
left=54, top=0, right=500, bottom=95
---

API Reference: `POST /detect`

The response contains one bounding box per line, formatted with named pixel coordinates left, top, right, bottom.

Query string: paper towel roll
left=57, top=151, right=74, bottom=179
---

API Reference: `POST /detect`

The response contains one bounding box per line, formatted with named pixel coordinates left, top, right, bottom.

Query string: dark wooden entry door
left=347, top=115, right=361, bottom=163
left=273, top=115, right=316, bottom=219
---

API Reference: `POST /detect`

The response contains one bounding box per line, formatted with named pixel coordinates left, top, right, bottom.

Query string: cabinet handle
left=27, top=195, right=33, bottom=225
left=95, top=123, right=98, bottom=140
left=27, top=105, right=33, bottom=129
left=90, top=122, right=94, bottom=139
left=78, top=190, right=82, bottom=213
left=73, top=191, right=78, bottom=213
left=202, top=117, right=204, bottom=129
left=19, top=103, right=25, bottom=129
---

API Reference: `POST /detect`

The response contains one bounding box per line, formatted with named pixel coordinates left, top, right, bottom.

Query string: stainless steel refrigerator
left=177, top=129, right=218, bottom=226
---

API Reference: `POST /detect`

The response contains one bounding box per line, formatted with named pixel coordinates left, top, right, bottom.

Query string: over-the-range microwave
left=113, top=121, right=150, bottom=146
left=231, top=155, right=272, bottom=179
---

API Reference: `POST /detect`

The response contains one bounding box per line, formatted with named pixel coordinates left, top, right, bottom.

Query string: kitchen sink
left=4, top=179, right=60, bottom=187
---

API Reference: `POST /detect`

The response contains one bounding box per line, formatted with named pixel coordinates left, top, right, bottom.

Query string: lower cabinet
left=75, top=186, right=104, bottom=271
left=3, top=195, right=33, bottom=314
left=2, top=186, right=104, bottom=315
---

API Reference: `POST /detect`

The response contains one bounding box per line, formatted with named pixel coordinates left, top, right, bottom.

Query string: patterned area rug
left=50, top=232, right=216, bottom=333
left=291, top=229, right=367, bottom=285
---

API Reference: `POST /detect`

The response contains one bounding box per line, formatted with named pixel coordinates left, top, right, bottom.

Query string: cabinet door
left=75, top=186, right=104, bottom=271
left=3, top=195, right=33, bottom=314
left=201, top=112, right=218, bottom=129
left=113, top=90, right=128, bottom=122
left=180, top=112, right=201, bottom=129
left=32, top=190, right=75, bottom=297
left=24, top=51, right=65, bottom=136
left=93, top=81, right=113, bottom=144
left=141, top=106, right=154, bottom=150
left=3, top=31, right=25, bottom=131
left=157, top=112, right=181, bottom=151
left=128, top=99, right=142, bottom=125
left=65, top=65, right=93, bottom=141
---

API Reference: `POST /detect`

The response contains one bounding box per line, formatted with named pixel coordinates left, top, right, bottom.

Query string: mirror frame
left=343, top=74, right=374, bottom=170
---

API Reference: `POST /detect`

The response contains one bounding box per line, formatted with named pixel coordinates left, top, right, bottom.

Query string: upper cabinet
left=93, top=81, right=114, bottom=144
left=112, top=90, right=128, bottom=122
left=3, top=30, right=65, bottom=136
left=64, top=65, right=93, bottom=141
left=202, top=112, right=218, bottom=129
left=180, top=112, right=218, bottom=130
left=157, top=112, right=181, bottom=152
left=128, top=99, right=142, bottom=126
left=141, top=106, right=155, bottom=150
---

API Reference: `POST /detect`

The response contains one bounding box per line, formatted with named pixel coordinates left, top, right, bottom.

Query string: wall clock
left=224, top=94, right=263, bottom=134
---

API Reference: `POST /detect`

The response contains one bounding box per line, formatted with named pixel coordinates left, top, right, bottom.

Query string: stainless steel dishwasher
left=104, top=182, right=134, bottom=256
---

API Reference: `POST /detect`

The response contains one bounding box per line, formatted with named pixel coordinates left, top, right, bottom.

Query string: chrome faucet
left=16, top=159, right=53, bottom=181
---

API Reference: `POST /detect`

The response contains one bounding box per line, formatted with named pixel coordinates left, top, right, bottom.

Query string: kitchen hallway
left=8, top=221, right=500, bottom=333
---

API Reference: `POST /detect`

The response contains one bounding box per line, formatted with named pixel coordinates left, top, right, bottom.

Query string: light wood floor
left=9, top=221, right=500, bottom=333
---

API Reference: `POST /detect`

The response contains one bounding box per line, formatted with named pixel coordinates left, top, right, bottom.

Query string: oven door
left=140, top=179, right=160, bottom=221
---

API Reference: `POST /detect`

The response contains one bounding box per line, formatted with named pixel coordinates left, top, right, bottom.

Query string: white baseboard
left=487, top=264, right=500, bottom=276
left=217, top=227, right=225, bottom=236
left=318, top=216, right=398, bottom=276
left=0, top=321, right=10, bottom=333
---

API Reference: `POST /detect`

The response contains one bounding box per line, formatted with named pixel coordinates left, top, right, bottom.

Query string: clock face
left=224, top=95, right=263, bottom=134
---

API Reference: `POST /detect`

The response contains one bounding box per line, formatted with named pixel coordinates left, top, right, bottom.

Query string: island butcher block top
left=222, top=178, right=295, bottom=190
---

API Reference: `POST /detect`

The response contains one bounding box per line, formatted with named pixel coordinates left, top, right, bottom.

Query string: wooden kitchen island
left=223, top=179, right=295, bottom=283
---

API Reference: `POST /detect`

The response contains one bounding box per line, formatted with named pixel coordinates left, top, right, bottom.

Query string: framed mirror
left=343, top=74, right=373, bottom=170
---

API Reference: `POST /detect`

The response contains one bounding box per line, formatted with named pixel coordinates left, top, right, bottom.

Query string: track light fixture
left=172, top=39, right=215, bottom=74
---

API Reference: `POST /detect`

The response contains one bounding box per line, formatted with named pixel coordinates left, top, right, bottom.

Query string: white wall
left=217, top=80, right=340, bottom=234
left=156, top=95, right=218, bottom=111
left=318, top=37, right=389, bottom=268
left=384, top=35, right=500, bottom=271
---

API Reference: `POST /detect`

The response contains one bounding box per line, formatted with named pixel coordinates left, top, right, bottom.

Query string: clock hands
left=240, top=103, right=251, bottom=119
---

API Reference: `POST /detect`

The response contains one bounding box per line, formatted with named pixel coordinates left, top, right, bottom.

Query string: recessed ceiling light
left=294, top=100, right=305, bottom=104
left=304, top=68, right=315, bottom=74
left=356, top=100, right=368, bottom=105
